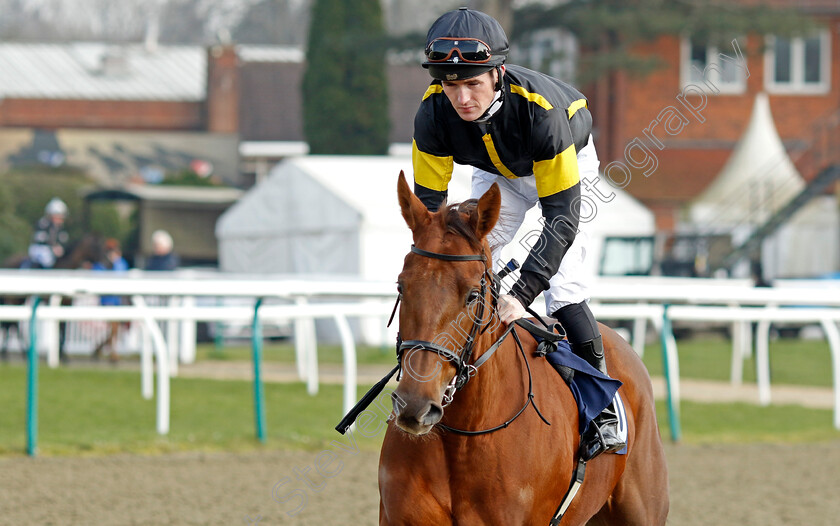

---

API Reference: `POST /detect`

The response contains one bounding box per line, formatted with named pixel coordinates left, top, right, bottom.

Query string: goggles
left=425, top=37, right=492, bottom=64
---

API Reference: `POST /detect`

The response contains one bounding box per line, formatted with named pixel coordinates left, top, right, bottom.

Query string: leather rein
left=391, top=244, right=551, bottom=436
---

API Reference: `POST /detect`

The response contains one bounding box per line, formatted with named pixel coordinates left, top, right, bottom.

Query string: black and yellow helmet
left=423, top=7, right=509, bottom=81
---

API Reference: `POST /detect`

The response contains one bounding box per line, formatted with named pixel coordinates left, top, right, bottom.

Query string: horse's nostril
left=422, top=402, right=444, bottom=426
left=391, top=392, right=405, bottom=416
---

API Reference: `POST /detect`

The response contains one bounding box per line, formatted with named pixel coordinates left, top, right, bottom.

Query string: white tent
left=217, top=155, right=653, bottom=278
left=687, top=92, right=839, bottom=278
left=690, top=92, right=805, bottom=231
left=217, top=156, right=469, bottom=279
left=216, top=155, right=653, bottom=342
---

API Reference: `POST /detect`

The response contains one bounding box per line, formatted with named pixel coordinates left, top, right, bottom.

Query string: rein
left=396, top=244, right=552, bottom=436
left=395, top=244, right=491, bottom=391
left=437, top=321, right=551, bottom=436
left=337, top=245, right=561, bottom=437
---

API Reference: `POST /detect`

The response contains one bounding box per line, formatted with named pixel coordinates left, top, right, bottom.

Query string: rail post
left=660, top=304, right=681, bottom=442
left=252, top=298, right=267, bottom=443
left=26, top=296, right=42, bottom=456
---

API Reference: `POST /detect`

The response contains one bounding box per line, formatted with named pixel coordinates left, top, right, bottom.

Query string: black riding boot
left=570, top=336, right=625, bottom=460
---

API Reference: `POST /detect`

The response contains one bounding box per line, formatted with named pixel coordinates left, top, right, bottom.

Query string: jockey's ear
left=473, top=183, right=500, bottom=240
left=397, top=171, right=431, bottom=232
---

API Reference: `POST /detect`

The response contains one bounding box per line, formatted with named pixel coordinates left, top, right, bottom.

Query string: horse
left=377, top=172, right=669, bottom=525
left=0, top=233, right=105, bottom=361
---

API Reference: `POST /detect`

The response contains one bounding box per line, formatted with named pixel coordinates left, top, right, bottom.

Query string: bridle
left=394, top=244, right=494, bottom=395
left=389, top=244, right=551, bottom=435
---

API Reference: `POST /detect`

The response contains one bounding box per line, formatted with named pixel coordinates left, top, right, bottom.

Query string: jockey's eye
left=466, top=289, right=481, bottom=305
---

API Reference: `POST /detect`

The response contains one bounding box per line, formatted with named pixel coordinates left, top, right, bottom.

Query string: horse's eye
left=466, top=289, right=481, bottom=304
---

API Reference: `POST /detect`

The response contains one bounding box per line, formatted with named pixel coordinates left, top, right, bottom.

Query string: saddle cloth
left=544, top=340, right=628, bottom=454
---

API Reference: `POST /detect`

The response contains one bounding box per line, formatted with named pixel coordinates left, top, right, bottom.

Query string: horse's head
left=392, top=171, right=501, bottom=435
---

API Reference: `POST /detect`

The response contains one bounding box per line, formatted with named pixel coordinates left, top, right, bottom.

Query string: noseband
left=394, top=245, right=495, bottom=395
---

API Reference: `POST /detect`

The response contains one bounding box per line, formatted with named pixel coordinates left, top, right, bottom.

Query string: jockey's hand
left=52, top=245, right=64, bottom=258
left=498, top=294, right=526, bottom=325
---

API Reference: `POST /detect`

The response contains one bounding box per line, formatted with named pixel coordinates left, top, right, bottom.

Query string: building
left=584, top=1, right=840, bottom=277
left=589, top=1, right=840, bottom=232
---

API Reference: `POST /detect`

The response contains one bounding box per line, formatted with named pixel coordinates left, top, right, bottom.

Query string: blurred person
left=145, top=230, right=179, bottom=271
left=410, top=7, right=622, bottom=459
left=26, top=197, right=70, bottom=269
left=92, top=238, right=129, bottom=362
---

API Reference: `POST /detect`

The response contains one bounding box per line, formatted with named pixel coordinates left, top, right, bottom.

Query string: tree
left=0, top=184, right=31, bottom=266
left=513, top=0, right=815, bottom=85
left=302, top=0, right=390, bottom=155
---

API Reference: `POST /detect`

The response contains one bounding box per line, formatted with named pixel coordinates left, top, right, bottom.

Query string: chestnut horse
left=378, top=173, right=668, bottom=525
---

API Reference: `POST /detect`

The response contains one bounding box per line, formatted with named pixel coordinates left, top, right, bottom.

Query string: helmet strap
left=474, top=84, right=504, bottom=124
left=473, top=66, right=505, bottom=124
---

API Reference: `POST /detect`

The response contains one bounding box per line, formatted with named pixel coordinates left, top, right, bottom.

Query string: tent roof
left=217, top=156, right=473, bottom=238
left=217, top=155, right=653, bottom=238
left=690, top=92, right=804, bottom=226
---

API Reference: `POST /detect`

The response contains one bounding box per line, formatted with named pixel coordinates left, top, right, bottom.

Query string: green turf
left=199, top=335, right=835, bottom=388
left=196, top=340, right=396, bottom=365
left=0, top=364, right=386, bottom=456
left=657, top=400, right=840, bottom=444
left=1, top=362, right=838, bottom=456
left=640, top=336, right=834, bottom=388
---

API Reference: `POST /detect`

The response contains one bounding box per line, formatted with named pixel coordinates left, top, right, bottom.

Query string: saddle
left=515, top=315, right=623, bottom=438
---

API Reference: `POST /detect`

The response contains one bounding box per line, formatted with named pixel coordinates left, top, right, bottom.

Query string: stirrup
left=580, top=418, right=625, bottom=461
left=580, top=425, right=608, bottom=461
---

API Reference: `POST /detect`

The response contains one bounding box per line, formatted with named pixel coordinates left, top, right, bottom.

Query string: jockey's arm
left=411, top=140, right=453, bottom=212
left=507, top=181, right=580, bottom=309
left=507, top=120, right=583, bottom=309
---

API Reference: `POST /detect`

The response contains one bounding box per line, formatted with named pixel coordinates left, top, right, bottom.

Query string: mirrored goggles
left=425, top=37, right=492, bottom=64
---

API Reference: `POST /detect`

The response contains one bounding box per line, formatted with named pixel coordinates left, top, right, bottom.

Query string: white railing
left=1, top=270, right=838, bottom=435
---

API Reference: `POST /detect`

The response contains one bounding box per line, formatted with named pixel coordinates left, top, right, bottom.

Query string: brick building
left=588, top=1, right=840, bottom=233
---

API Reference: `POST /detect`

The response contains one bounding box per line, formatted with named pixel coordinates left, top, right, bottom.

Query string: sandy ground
left=2, top=441, right=840, bottom=525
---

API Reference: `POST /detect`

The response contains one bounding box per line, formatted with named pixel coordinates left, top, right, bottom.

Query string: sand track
left=2, top=441, right=840, bottom=525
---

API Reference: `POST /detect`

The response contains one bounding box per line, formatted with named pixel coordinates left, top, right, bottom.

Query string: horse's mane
left=440, top=200, right=484, bottom=253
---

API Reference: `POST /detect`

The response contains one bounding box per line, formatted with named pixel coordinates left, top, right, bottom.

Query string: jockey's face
left=441, top=68, right=500, bottom=122
left=50, top=213, right=65, bottom=226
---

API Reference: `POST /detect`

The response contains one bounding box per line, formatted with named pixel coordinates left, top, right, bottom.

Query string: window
left=599, top=236, right=654, bottom=276
left=765, top=32, right=831, bottom=94
left=680, top=37, right=747, bottom=95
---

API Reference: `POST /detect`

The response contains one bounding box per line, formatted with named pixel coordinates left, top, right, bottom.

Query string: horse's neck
left=442, top=326, right=528, bottom=428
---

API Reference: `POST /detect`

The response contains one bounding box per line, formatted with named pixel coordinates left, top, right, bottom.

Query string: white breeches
left=469, top=135, right=600, bottom=315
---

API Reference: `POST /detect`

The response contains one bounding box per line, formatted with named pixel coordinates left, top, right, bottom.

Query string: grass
left=661, top=400, right=840, bottom=444
left=0, top=364, right=386, bottom=457
left=639, top=335, right=834, bottom=388
left=196, top=340, right=396, bottom=365
left=1, top=357, right=838, bottom=457
left=199, top=334, right=835, bottom=388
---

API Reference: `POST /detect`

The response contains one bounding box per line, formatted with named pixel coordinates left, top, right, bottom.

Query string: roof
left=236, top=46, right=304, bottom=63
left=0, top=42, right=205, bottom=101
left=742, top=0, right=840, bottom=13
left=690, top=93, right=804, bottom=226
left=237, top=56, right=430, bottom=144
left=624, top=148, right=731, bottom=204
left=85, top=184, right=243, bottom=205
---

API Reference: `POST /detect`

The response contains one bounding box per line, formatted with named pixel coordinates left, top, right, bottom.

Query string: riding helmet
left=45, top=197, right=68, bottom=216
left=423, top=7, right=509, bottom=81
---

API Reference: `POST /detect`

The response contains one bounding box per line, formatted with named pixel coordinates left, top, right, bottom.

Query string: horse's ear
left=473, top=183, right=501, bottom=239
left=397, top=170, right=431, bottom=231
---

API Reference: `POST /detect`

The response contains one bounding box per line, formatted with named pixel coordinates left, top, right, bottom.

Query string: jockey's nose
left=457, top=86, right=471, bottom=105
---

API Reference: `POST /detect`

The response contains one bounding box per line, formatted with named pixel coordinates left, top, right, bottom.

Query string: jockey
left=411, top=7, right=624, bottom=459
left=27, top=197, right=70, bottom=269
